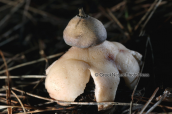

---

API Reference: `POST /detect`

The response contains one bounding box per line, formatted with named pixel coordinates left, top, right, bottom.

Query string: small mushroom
left=45, top=8, right=142, bottom=111
left=63, top=8, right=107, bottom=48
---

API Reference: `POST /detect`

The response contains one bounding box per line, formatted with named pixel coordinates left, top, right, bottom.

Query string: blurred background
left=0, top=0, right=172, bottom=113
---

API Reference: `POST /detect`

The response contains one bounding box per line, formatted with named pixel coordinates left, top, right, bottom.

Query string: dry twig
left=140, top=87, right=159, bottom=114
left=0, top=75, right=46, bottom=79
left=135, top=0, right=158, bottom=30
left=0, top=50, right=12, bottom=114
left=107, top=8, right=124, bottom=29
left=11, top=90, right=26, bottom=114
left=8, top=87, right=141, bottom=106
left=0, top=52, right=64, bottom=74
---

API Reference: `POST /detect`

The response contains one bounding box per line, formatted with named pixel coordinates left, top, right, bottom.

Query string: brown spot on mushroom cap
left=63, top=15, right=107, bottom=48
left=107, top=54, right=114, bottom=61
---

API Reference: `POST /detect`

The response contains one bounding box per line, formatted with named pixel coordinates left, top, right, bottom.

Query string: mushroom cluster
left=45, top=8, right=142, bottom=111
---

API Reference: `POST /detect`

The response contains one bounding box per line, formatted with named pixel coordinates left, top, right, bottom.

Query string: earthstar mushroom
left=45, top=8, right=142, bottom=111
left=63, top=8, right=107, bottom=48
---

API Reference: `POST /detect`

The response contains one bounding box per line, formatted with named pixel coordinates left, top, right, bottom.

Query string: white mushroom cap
left=45, top=58, right=90, bottom=103
left=45, top=41, right=142, bottom=111
left=112, top=42, right=142, bottom=89
left=63, top=8, right=107, bottom=48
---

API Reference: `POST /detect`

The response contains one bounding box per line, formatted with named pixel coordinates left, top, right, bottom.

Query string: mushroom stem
left=78, top=8, right=87, bottom=18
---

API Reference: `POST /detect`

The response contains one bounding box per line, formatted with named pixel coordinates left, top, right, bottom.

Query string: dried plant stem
left=134, top=98, right=172, bottom=110
left=146, top=89, right=170, bottom=114
left=0, top=52, right=64, bottom=74
left=107, top=8, right=124, bottom=29
left=140, top=87, right=159, bottom=114
left=95, top=1, right=126, bottom=19
left=111, top=1, right=126, bottom=12
left=129, top=35, right=150, bottom=114
left=11, top=90, right=26, bottom=114
left=0, top=0, right=62, bottom=21
left=0, top=46, right=38, bottom=70
left=0, top=50, right=12, bottom=114
left=15, top=106, right=76, bottom=114
left=134, top=0, right=158, bottom=30
left=0, top=0, right=24, bottom=30
left=0, top=23, right=22, bottom=40
left=0, top=88, right=6, bottom=92
left=31, top=78, right=44, bottom=93
left=0, top=105, right=38, bottom=109
left=0, top=34, right=19, bottom=47
left=0, top=105, right=75, bottom=114
left=0, top=93, right=25, bottom=98
left=139, top=0, right=162, bottom=35
left=19, top=0, right=31, bottom=41
left=8, top=87, right=141, bottom=106
left=0, top=75, right=46, bottom=79
left=0, top=97, right=18, bottom=105
left=37, top=101, right=54, bottom=106
left=38, top=39, right=49, bottom=70
left=106, top=8, right=130, bottom=43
